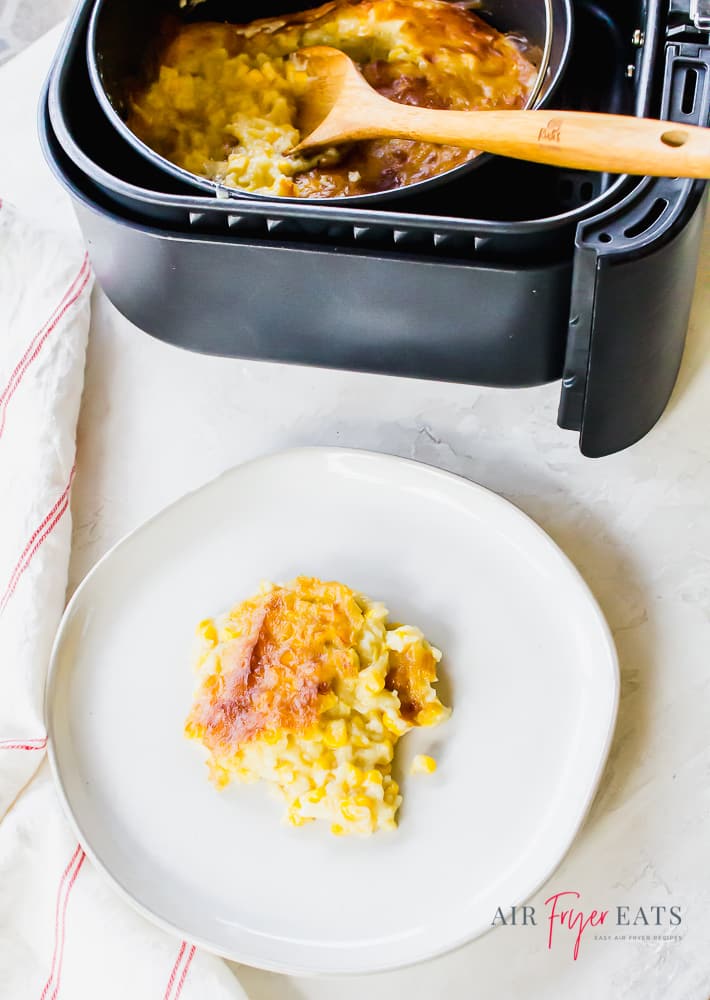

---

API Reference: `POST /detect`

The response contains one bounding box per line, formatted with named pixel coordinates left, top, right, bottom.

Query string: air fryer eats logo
left=491, top=891, right=683, bottom=960
left=537, top=118, right=562, bottom=143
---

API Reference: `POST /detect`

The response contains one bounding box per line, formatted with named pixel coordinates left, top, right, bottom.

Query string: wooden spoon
left=292, top=46, right=710, bottom=178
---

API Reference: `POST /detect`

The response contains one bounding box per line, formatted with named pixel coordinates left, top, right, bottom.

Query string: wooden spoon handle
left=360, top=107, right=710, bottom=178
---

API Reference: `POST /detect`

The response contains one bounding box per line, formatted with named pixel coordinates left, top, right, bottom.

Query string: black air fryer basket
left=40, top=0, right=710, bottom=456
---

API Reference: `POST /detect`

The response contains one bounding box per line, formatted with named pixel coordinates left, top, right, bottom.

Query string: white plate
left=47, top=447, right=618, bottom=975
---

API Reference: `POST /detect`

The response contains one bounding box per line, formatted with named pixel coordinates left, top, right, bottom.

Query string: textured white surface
left=0, top=0, right=70, bottom=65
left=1, top=23, right=710, bottom=1000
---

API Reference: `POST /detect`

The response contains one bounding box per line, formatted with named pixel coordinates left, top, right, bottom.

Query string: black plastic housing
left=40, top=0, right=710, bottom=455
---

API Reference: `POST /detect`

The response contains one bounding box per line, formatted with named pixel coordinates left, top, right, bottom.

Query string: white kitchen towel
left=0, top=201, right=247, bottom=1000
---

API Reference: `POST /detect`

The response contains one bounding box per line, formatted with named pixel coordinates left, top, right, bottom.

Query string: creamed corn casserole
left=127, top=0, right=537, bottom=197
left=185, top=577, right=450, bottom=834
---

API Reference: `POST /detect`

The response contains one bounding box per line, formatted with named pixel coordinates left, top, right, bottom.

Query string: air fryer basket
left=49, top=0, right=636, bottom=249
left=41, top=0, right=710, bottom=456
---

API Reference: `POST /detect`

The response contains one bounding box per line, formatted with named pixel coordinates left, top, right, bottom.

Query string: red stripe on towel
left=39, top=844, right=85, bottom=1000
left=0, top=737, right=47, bottom=751
left=0, top=255, right=90, bottom=437
left=0, top=466, right=75, bottom=616
left=0, top=253, right=88, bottom=405
left=164, top=942, right=187, bottom=1000
left=48, top=850, right=86, bottom=1000
left=164, top=942, right=196, bottom=1000
left=173, top=945, right=196, bottom=999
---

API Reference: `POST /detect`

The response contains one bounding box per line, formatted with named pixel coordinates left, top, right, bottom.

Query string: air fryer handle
left=558, top=40, right=710, bottom=457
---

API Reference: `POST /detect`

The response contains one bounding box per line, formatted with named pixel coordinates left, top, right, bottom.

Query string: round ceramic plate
left=47, top=448, right=618, bottom=975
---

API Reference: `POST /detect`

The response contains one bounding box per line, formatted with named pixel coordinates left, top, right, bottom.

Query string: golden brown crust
left=386, top=639, right=439, bottom=721
left=186, top=579, right=363, bottom=748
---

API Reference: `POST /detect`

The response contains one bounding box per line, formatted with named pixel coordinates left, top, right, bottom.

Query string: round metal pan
left=87, top=0, right=573, bottom=206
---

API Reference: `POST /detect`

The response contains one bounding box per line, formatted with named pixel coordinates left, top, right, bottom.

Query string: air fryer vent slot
left=185, top=207, right=490, bottom=258
left=623, top=198, right=669, bottom=238
left=681, top=67, right=699, bottom=112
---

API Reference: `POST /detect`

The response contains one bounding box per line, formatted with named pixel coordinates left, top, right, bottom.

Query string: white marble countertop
left=0, top=0, right=70, bottom=65
left=2, top=23, right=710, bottom=1000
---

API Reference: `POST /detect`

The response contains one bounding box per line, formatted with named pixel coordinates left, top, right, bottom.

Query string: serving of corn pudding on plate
left=46, top=448, right=618, bottom=974
left=185, top=575, right=451, bottom=837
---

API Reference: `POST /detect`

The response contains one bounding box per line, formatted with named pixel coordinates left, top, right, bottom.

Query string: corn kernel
left=340, top=801, right=357, bottom=821
left=343, top=762, right=361, bottom=785
left=363, top=671, right=385, bottom=694
left=411, top=754, right=437, bottom=775
left=318, top=691, right=338, bottom=713
left=208, top=762, right=230, bottom=788
left=198, top=619, right=218, bottom=644
left=365, top=769, right=383, bottom=786
left=417, top=705, right=444, bottom=727
left=307, top=787, right=326, bottom=803
left=324, top=719, right=348, bottom=748
left=382, top=714, right=405, bottom=735
left=330, top=824, right=345, bottom=836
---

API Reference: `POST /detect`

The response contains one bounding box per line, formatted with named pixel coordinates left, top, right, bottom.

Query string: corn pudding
left=185, top=577, right=450, bottom=835
left=127, top=0, right=537, bottom=198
